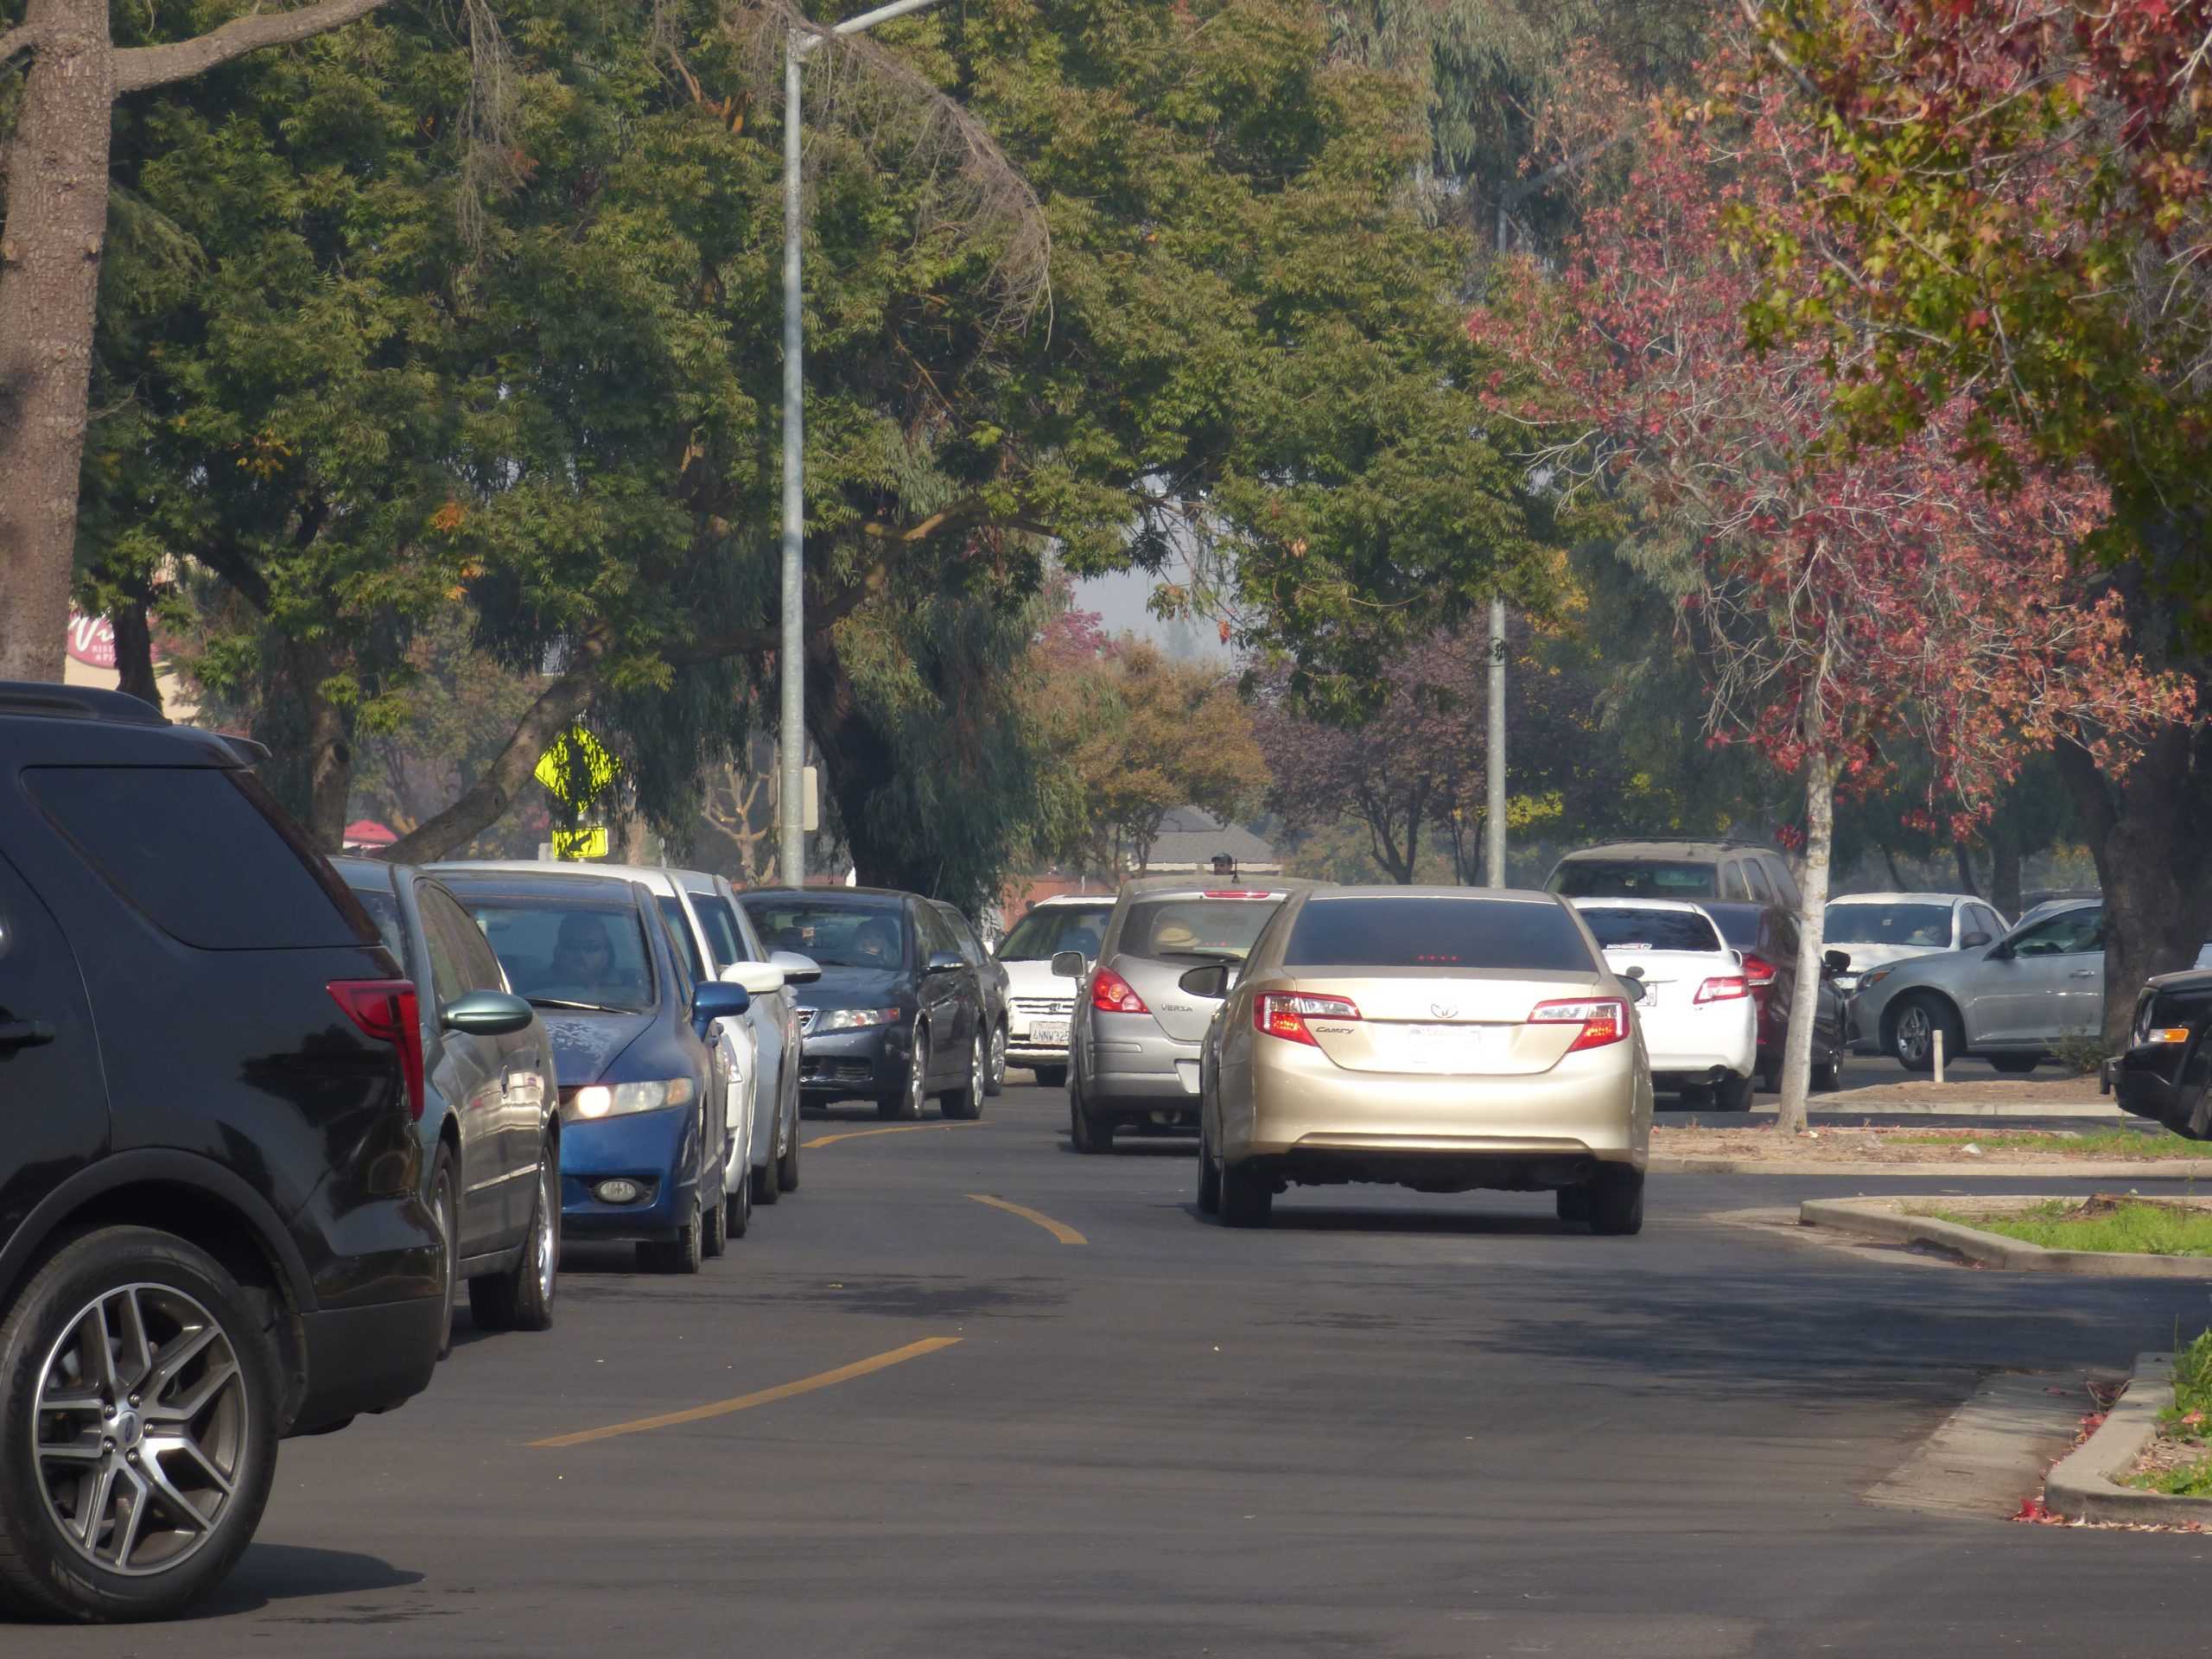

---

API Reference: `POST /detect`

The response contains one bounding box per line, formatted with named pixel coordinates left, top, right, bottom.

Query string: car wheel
left=1196, top=1121, right=1222, bottom=1217
left=0, top=1226, right=282, bottom=1622
left=895, top=1027, right=929, bottom=1122
left=777, top=1095, right=802, bottom=1193
left=1711, top=1072, right=1755, bottom=1112
left=1989, top=1055, right=2039, bottom=1075
left=1811, top=1055, right=1842, bottom=1091
left=708, top=1174, right=735, bottom=1253
left=941, top=1032, right=987, bottom=1121
left=1888, top=995, right=1959, bottom=1075
left=1587, top=1166, right=1645, bottom=1236
left=1555, top=1185, right=1592, bottom=1225
left=640, top=1196, right=703, bottom=1275
left=752, top=1155, right=780, bottom=1207
left=1758, top=1059, right=1782, bottom=1093
left=985, top=1022, right=1008, bottom=1097
left=1068, top=1081, right=1115, bottom=1154
left=468, top=1150, right=558, bottom=1333
left=430, top=1144, right=459, bottom=1359
left=1218, top=1160, right=1273, bottom=1228
left=1032, top=1065, right=1066, bottom=1090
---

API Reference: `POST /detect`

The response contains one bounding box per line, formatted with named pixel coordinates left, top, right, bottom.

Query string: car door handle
left=2070, top=969, right=2098, bottom=979
left=0, top=1019, right=57, bottom=1052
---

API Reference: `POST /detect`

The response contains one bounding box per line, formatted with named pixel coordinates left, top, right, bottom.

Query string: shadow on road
left=190, top=1545, right=424, bottom=1618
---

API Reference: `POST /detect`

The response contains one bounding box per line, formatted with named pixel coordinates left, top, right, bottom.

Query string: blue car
left=439, top=870, right=748, bottom=1274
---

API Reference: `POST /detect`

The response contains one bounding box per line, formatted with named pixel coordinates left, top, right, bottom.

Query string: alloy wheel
left=970, top=1033, right=988, bottom=1103
left=533, top=1166, right=558, bottom=1305
left=988, top=1024, right=1007, bottom=1091
left=31, top=1283, right=248, bottom=1577
left=906, top=1033, right=929, bottom=1119
left=1895, top=1005, right=1930, bottom=1065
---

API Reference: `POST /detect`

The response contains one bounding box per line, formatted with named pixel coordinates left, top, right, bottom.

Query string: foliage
left=1930, top=1199, right=2212, bottom=1257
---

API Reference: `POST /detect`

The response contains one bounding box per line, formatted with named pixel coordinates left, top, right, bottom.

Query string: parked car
left=1851, top=899, right=2102, bottom=1072
left=931, top=899, right=1010, bottom=1096
left=1821, top=892, right=2008, bottom=996
left=1197, top=887, right=1654, bottom=1231
left=1699, top=900, right=1847, bottom=1091
left=676, top=869, right=817, bottom=1198
left=2113, top=968, right=2212, bottom=1137
left=1546, top=839, right=1804, bottom=912
left=740, top=888, right=989, bottom=1120
left=995, top=894, right=1116, bottom=1087
left=439, top=870, right=742, bottom=1271
left=1573, top=899, right=1758, bottom=1109
left=440, top=861, right=779, bottom=1234
left=0, top=683, right=442, bottom=1620
left=1058, top=877, right=1313, bottom=1152
left=335, top=859, right=560, bottom=1351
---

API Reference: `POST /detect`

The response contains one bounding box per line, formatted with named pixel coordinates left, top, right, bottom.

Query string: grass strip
left=1891, top=1128, right=2209, bottom=1160
left=1928, top=1199, right=2212, bottom=1257
left=2126, top=1331, right=2212, bottom=1497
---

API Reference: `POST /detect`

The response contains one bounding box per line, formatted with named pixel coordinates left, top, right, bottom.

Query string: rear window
left=1549, top=860, right=1719, bottom=899
left=1703, top=907, right=1761, bottom=950
left=1120, top=896, right=1282, bottom=963
left=742, top=899, right=907, bottom=969
left=1285, top=898, right=1595, bottom=972
left=29, top=765, right=378, bottom=950
left=1578, top=907, right=1725, bottom=953
left=465, top=898, right=656, bottom=1014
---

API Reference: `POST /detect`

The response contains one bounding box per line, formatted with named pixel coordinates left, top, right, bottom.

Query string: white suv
left=995, top=895, right=1115, bottom=1086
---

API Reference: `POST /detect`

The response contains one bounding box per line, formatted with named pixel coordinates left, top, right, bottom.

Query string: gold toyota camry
left=1195, top=887, right=1654, bottom=1232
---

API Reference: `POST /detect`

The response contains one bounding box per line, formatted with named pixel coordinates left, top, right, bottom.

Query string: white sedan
left=1573, top=898, right=1758, bottom=1109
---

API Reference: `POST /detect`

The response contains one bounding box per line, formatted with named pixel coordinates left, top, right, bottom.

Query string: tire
left=1068, top=1084, right=1115, bottom=1154
left=0, top=1226, right=282, bottom=1622
left=1758, top=1059, right=1782, bottom=1093
left=1711, top=1072, right=1755, bottom=1113
left=1587, top=1166, right=1645, bottom=1236
left=639, top=1196, right=703, bottom=1275
left=1887, top=995, right=1960, bottom=1075
left=751, top=1159, right=779, bottom=1207
left=893, top=1027, right=929, bottom=1122
left=706, top=1176, right=734, bottom=1255
left=468, top=1151, right=558, bottom=1333
left=1990, top=1055, right=2039, bottom=1075
left=1555, top=1185, right=1592, bottom=1224
left=1812, top=1057, right=1842, bottom=1091
left=1218, top=1160, right=1273, bottom=1228
left=776, top=1096, right=801, bottom=1193
left=429, top=1144, right=459, bottom=1360
left=1196, top=1120, right=1222, bottom=1217
left=1032, top=1065, right=1066, bottom=1090
left=984, top=1022, right=1007, bottom=1097
left=942, top=1032, right=987, bottom=1121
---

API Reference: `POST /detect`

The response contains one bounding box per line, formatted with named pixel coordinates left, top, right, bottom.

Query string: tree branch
left=664, top=566, right=886, bottom=666
left=0, top=23, right=42, bottom=70
left=114, top=0, right=395, bottom=94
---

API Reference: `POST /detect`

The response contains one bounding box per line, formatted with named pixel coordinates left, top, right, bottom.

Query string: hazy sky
left=1071, top=568, right=1232, bottom=664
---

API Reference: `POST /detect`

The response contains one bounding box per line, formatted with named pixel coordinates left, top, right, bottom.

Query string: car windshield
left=1285, top=897, right=1596, bottom=972
left=999, top=904, right=1113, bottom=962
left=1121, top=896, right=1283, bottom=963
left=466, top=899, right=654, bottom=1014
left=1577, top=907, right=1725, bottom=953
left=742, top=900, right=907, bottom=970
left=1823, top=902, right=1952, bottom=948
left=1550, top=860, right=1719, bottom=899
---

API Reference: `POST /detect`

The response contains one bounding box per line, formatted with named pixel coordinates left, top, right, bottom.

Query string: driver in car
left=853, top=916, right=899, bottom=968
left=541, top=913, right=624, bottom=1002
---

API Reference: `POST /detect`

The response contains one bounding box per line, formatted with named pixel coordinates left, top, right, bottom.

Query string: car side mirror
left=722, top=961, right=786, bottom=996
left=1822, top=949, right=1851, bottom=975
left=1621, top=977, right=1647, bottom=1004
left=1179, top=963, right=1236, bottom=1000
left=769, top=950, right=821, bottom=984
left=1961, top=931, right=1992, bottom=949
left=442, top=989, right=535, bottom=1037
left=925, top=950, right=963, bottom=976
left=1050, top=950, right=1087, bottom=979
left=692, top=981, right=750, bottom=1031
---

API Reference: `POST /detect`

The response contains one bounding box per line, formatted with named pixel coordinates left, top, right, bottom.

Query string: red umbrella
left=342, top=819, right=397, bottom=849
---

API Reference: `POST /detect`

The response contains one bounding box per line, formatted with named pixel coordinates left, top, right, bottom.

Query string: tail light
left=1529, top=997, right=1627, bottom=1052
left=1694, top=975, right=1750, bottom=1003
left=1091, top=968, right=1149, bottom=1014
left=1740, top=953, right=1777, bottom=991
left=1255, top=991, right=1361, bottom=1046
left=328, top=979, right=426, bottom=1120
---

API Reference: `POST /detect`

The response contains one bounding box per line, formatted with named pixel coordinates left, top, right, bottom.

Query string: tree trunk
left=1990, top=836, right=2023, bottom=922
left=1879, top=843, right=1904, bottom=891
left=1775, top=747, right=1835, bottom=1136
left=0, top=0, right=114, bottom=683
left=109, top=594, right=160, bottom=712
left=1950, top=838, right=1980, bottom=898
left=284, top=639, right=354, bottom=851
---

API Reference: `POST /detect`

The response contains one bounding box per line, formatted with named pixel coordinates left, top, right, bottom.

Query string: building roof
left=1141, top=807, right=1281, bottom=874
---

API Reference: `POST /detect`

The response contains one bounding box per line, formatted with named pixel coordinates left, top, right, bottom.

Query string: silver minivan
left=1054, top=876, right=1317, bottom=1152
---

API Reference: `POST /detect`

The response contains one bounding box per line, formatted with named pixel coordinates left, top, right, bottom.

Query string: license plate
left=1399, top=1023, right=1505, bottom=1072
left=1030, top=1019, right=1069, bottom=1046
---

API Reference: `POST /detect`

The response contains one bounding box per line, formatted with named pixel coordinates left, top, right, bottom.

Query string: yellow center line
left=528, top=1338, right=963, bottom=1449
left=804, top=1121, right=989, bottom=1150
left=966, top=1192, right=1088, bottom=1246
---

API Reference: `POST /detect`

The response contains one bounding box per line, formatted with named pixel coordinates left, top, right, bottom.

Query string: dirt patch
left=1653, top=1124, right=2180, bottom=1166
left=1827, top=1075, right=2105, bottom=1109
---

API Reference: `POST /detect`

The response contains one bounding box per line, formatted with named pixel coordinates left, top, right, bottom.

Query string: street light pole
left=778, top=0, right=947, bottom=889
left=1484, top=594, right=1507, bottom=888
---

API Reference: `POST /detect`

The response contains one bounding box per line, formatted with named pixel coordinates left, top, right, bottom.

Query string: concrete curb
left=1796, top=1197, right=2212, bottom=1276
left=1654, top=1155, right=2212, bottom=1179
left=2045, top=1352, right=2212, bottom=1525
left=1658, top=1101, right=2125, bottom=1120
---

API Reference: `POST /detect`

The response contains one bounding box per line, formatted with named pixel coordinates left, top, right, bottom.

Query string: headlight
left=1859, top=968, right=1894, bottom=991
left=563, top=1077, right=696, bottom=1121
left=816, top=1007, right=900, bottom=1032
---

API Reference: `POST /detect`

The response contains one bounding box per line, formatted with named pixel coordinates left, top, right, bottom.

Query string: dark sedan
left=2114, top=969, right=2212, bottom=1138
left=442, top=871, right=747, bottom=1274
left=1701, top=899, right=1847, bottom=1091
left=740, top=887, right=988, bottom=1121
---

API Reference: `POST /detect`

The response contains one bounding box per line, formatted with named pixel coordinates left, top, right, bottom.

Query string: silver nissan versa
left=1055, top=876, right=1319, bottom=1152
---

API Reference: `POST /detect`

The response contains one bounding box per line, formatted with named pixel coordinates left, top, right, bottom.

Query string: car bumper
left=2115, top=1048, right=2189, bottom=1129
left=559, top=1105, right=702, bottom=1241
left=291, top=1294, right=442, bottom=1436
left=1085, top=1033, right=1204, bottom=1117
left=798, top=1021, right=912, bottom=1096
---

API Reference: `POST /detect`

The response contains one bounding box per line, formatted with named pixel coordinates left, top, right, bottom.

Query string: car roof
left=0, top=681, right=268, bottom=768
left=1555, top=840, right=1758, bottom=862
left=433, top=868, right=639, bottom=905
left=1115, top=874, right=1326, bottom=899
left=1307, top=886, right=1560, bottom=904
left=437, top=857, right=687, bottom=896
left=329, top=855, right=402, bottom=891
left=741, top=886, right=910, bottom=907
left=1829, top=892, right=1973, bottom=906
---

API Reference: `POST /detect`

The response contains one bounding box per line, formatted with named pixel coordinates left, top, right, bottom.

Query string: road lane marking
left=804, top=1121, right=988, bottom=1149
left=527, top=1338, right=963, bottom=1448
left=966, top=1192, right=1087, bottom=1245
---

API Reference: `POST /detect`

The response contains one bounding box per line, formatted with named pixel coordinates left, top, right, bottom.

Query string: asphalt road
left=15, top=1080, right=2212, bottom=1656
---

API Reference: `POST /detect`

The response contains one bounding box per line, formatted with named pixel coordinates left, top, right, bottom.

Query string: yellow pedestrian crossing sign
left=535, top=726, right=620, bottom=804
left=551, top=826, right=610, bottom=861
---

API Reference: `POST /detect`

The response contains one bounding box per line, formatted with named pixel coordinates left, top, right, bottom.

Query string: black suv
left=0, top=685, right=442, bottom=1621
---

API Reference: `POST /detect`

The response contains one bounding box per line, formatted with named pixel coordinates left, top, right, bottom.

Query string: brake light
left=328, top=979, right=426, bottom=1120
left=1694, top=976, right=1750, bottom=1003
left=1529, top=997, right=1628, bottom=1052
left=1740, top=953, right=1777, bottom=990
left=1091, top=968, right=1148, bottom=1014
left=1202, top=891, right=1277, bottom=899
left=1255, top=991, right=1361, bottom=1046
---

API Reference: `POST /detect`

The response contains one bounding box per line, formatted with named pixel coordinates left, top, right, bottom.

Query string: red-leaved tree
left=1470, top=85, right=2191, bottom=1130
